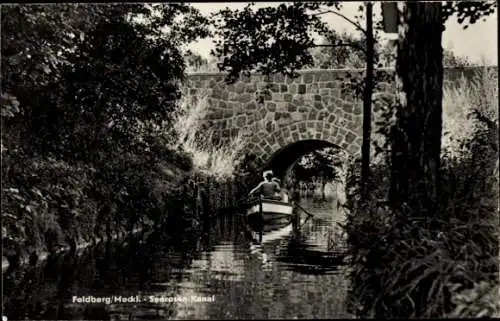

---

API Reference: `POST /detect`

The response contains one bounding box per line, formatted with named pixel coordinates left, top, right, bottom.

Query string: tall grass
left=440, top=66, right=499, bottom=317
left=345, top=66, right=499, bottom=318
left=173, top=91, right=245, bottom=179
left=442, top=66, right=498, bottom=156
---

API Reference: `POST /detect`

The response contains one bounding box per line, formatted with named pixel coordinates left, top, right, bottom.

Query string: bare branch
left=312, top=10, right=367, bottom=36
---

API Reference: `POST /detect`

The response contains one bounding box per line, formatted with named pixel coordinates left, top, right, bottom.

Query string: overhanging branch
left=312, top=10, right=367, bottom=36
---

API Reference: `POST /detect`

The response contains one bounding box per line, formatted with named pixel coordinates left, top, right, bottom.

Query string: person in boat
left=249, top=170, right=281, bottom=200
left=272, top=178, right=289, bottom=203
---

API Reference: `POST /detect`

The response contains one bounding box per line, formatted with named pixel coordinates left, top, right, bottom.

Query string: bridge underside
left=262, top=139, right=340, bottom=179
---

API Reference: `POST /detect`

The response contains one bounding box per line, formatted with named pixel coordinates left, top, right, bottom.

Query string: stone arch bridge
left=184, top=68, right=478, bottom=178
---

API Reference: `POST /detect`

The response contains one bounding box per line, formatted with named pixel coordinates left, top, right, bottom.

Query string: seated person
left=249, top=170, right=281, bottom=200
left=272, top=178, right=289, bottom=203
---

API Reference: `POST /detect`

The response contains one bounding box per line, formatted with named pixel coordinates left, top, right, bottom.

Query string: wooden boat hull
left=246, top=198, right=294, bottom=230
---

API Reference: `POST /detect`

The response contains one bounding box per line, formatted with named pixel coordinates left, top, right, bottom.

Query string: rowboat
left=245, top=197, right=295, bottom=230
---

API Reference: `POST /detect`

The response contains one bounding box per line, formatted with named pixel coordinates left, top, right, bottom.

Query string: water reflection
left=3, top=197, right=352, bottom=320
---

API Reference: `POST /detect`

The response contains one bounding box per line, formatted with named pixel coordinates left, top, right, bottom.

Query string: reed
left=173, top=91, right=246, bottom=180
left=442, top=65, right=498, bottom=156
left=345, top=65, right=499, bottom=318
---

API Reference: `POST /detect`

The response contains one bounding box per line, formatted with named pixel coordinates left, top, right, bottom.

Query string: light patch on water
left=2, top=198, right=353, bottom=320
left=184, top=244, right=245, bottom=282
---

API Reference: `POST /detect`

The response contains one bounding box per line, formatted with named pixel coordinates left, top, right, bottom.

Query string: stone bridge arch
left=248, top=120, right=361, bottom=176
left=261, top=139, right=344, bottom=179
left=183, top=67, right=485, bottom=175
left=184, top=69, right=380, bottom=167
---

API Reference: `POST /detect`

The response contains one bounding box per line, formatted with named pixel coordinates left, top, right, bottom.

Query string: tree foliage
left=442, top=1, right=497, bottom=28
left=211, top=2, right=404, bottom=80
left=312, top=34, right=475, bottom=69
left=294, top=148, right=343, bottom=183
left=310, top=31, right=367, bottom=69
left=211, top=1, right=496, bottom=78
left=39, top=18, right=185, bottom=159
left=1, top=3, right=211, bottom=159
left=184, top=51, right=210, bottom=71
left=1, top=4, right=212, bottom=267
left=211, top=2, right=343, bottom=82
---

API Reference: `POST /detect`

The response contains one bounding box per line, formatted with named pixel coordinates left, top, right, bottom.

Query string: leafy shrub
left=0, top=4, right=216, bottom=265
left=1, top=150, right=98, bottom=260
left=344, top=67, right=499, bottom=318
left=1, top=144, right=198, bottom=263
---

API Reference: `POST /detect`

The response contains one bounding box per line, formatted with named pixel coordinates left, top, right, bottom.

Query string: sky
left=187, top=2, right=498, bottom=65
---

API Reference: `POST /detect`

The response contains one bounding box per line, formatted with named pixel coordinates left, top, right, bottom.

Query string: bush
left=1, top=150, right=98, bottom=260
left=1, top=136, right=199, bottom=265
left=0, top=4, right=220, bottom=267
left=344, top=67, right=499, bottom=318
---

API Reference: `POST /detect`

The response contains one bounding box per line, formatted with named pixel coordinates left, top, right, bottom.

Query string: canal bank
left=1, top=157, right=253, bottom=275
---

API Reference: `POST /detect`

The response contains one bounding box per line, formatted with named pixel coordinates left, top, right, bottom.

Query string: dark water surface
left=2, top=198, right=352, bottom=320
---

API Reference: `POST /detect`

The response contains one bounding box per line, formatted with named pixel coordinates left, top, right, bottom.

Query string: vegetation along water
left=1, top=2, right=499, bottom=320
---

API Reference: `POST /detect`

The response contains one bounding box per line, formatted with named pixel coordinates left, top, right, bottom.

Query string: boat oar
left=235, top=194, right=258, bottom=212
left=235, top=195, right=251, bottom=207
left=294, top=202, right=315, bottom=218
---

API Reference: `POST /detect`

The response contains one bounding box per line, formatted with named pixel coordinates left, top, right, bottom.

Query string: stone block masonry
left=183, top=67, right=491, bottom=166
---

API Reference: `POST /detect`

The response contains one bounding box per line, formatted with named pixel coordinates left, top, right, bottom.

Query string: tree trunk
left=361, top=2, right=374, bottom=197
left=389, top=2, right=444, bottom=215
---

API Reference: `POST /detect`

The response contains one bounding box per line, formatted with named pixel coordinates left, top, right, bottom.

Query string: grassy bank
left=344, top=67, right=499, bottom=318
left=1, top=146, right=196, bottom=268
left=2, top=87, right=252, bottom=272
left=174, top=91, right=257, bottom=210
left=174, top=91, right=247, bottom=180
left=1, top=5, right=229, bottom=272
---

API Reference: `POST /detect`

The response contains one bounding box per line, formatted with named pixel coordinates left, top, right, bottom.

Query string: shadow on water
left=2, top=197, right=352, bottom=320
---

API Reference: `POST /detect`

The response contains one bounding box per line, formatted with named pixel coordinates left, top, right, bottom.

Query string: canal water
left=2, top=197, right=352, bottom=320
